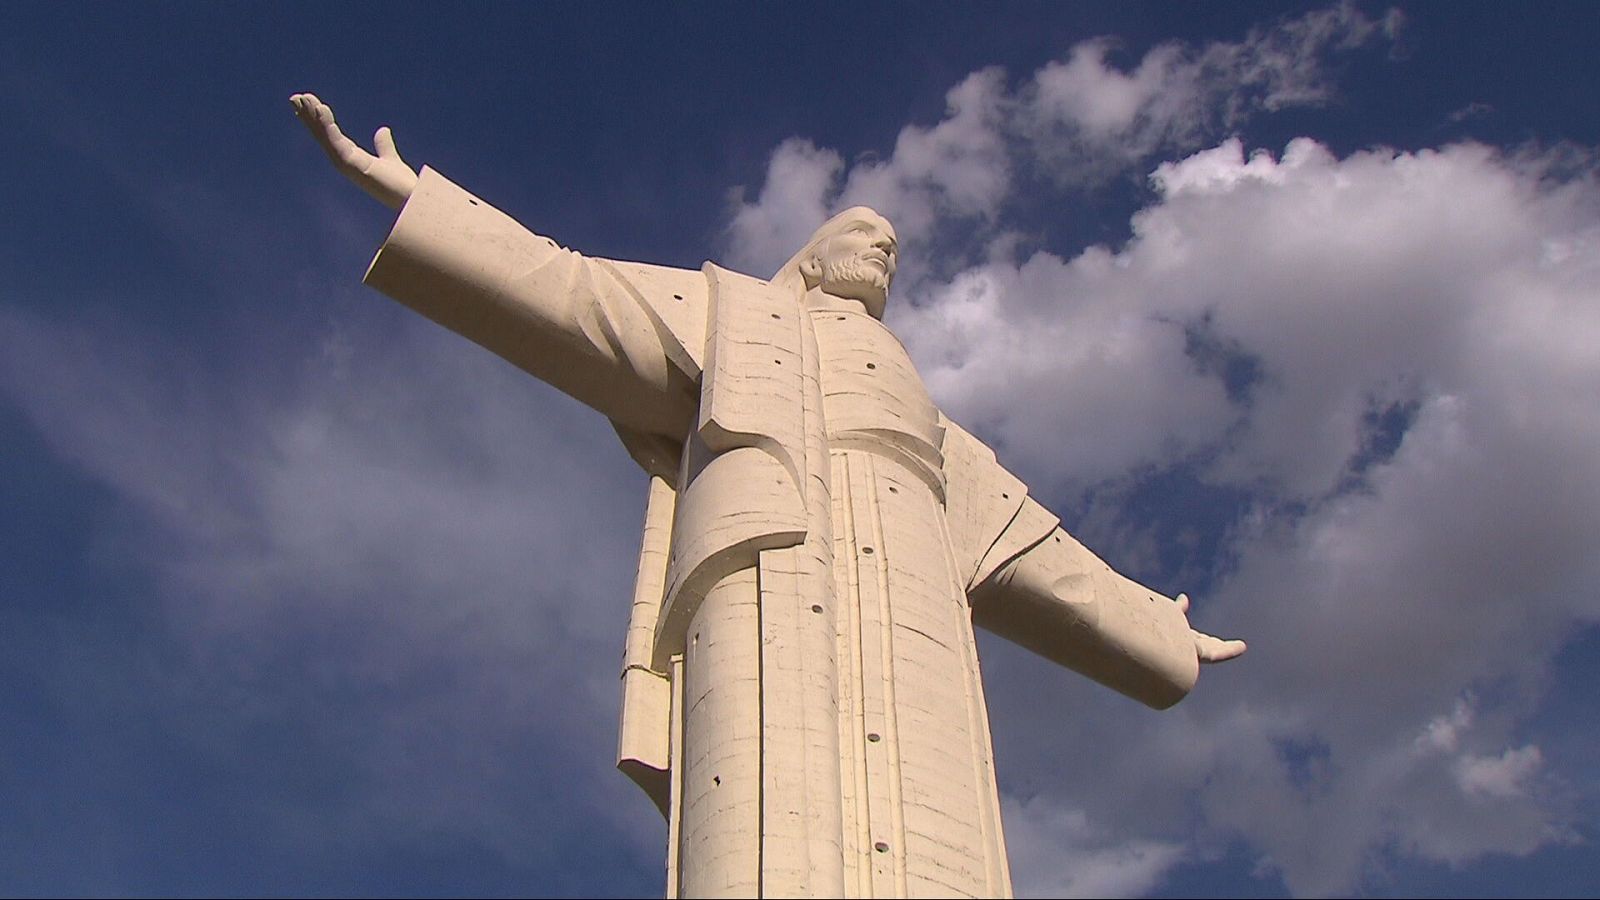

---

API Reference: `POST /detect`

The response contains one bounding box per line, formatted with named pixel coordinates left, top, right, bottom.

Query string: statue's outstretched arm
left=942, top=415, right=1243, bottom=706
left=290, top=93, right=419, bottom=210
left=287, top=93, right=703, bottom=443
left=971, top=525, right=1246, bottom=709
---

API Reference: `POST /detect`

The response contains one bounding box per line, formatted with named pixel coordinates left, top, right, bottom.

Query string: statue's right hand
left=290, top=93, right=419, bottom=210
left=1177, top=593, right=1247, bottom=664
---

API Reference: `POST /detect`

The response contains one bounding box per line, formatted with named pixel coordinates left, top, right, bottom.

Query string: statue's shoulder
left=597, top=258, right=713, bottom=375
left=698, top=261, right=798, bottom=315
left=699, top=260, right=774, bottom=286
left=600, top=257, right=712, bottom=306
left=940, top=415, right=1060, bottom=590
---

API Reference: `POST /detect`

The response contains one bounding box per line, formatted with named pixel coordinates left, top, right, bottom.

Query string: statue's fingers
left=291, top=94, right=322, bottom=132
left=313, top=101, right=341, bottom=137
left=303, top=103, right=339, bottom=147
left=374, top=126, right=401, bottom=161
left=1195, top=632, right=1247, bottom=663
left=293, top=98, right=350, bottom=167
left=308, top=100, right=346, bottom=144
left=313, top=108, right=374, bottom=171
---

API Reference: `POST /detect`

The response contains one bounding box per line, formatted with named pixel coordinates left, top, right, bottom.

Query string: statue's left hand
left=290, top=92, right=418, bottom=210
left=1177, top=593, right=1247, bottom=663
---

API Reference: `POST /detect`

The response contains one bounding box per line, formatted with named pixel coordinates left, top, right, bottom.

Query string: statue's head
left=772, top=207, right=898, bottom=319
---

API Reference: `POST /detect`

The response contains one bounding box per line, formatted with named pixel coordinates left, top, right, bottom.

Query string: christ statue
left=291, top=93, right=1245, bottom=900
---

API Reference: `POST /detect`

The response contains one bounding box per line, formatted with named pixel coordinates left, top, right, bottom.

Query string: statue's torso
left=811, top=308, right=946, bottom=494
left=806, top=305, right=1010, bottom=898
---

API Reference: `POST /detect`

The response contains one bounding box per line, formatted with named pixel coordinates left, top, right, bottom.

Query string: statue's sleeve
left=362, top=166, right=705, bottom=442
left=941, top=416, right=1199, bottom=709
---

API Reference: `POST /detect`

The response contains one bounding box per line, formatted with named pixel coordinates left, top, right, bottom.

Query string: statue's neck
left=802, top=286, right=882, bottom=320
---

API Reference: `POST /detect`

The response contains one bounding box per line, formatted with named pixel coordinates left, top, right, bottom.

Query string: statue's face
left=814, top=215, right=898, bottom=318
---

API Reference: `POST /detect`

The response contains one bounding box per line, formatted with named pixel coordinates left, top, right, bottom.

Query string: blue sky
left=4, top=3, right=1599, bottom=897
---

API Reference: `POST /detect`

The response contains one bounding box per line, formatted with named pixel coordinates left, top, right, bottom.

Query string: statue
left=291, top=93, right=1245, bottom=899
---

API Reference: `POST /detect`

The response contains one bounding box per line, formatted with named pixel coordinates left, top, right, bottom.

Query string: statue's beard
left=819, top=256, right=890, bottom=313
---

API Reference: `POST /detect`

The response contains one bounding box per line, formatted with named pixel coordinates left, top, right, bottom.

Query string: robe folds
left=363, top=167, right=1201, bottom=899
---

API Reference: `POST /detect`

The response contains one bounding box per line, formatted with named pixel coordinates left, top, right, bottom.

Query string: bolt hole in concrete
left=811, top=604, right=824, bottom=613
left=867, top=733, right=881, bottom=742
left=861, top=547, right=874, bottom=555
left=866, top=363, right=876, bottom=369
left=888, top=486, right=898, bottom=493
left=874, top=842, right=890, bottom=853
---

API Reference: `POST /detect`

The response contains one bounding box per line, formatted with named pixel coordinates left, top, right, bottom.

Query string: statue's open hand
left=1176, top=593, right=1247, bottom=663
left=290, top=93, right=418, bottom=210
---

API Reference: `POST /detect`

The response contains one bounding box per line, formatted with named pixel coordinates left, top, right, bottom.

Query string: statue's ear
left=799, top=253, right=823, bottom=288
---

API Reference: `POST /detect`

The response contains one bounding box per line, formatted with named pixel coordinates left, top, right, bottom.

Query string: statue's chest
left=810, top=310, right=943, bottom=463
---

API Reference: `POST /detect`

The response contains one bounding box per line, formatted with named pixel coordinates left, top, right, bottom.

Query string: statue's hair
left=769, top=206, right=892, bottom=297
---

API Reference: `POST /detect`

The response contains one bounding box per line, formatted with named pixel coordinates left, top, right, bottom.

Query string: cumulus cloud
left=726, top=10, right=1597, bottom=890
left=1456, top=746, right=1544, bottom=801
left=1019, top=3, right=1400, bottom=182
left=1004, top=797, right=1186, bottom=899
left=0, top=302, right=668, bottom=876
left=723, top=3, right=1398, bottom=274
left=724, top=138, right=843, bottom=275
left=886, top=137, right=1599, bottom=895
left=837, top=68, right=1013, bottom=244
left=724, top=68, right=1013, bottom=278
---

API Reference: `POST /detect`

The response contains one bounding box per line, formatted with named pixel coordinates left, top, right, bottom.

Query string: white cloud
left=724, top=138, right=843, bottom=276
left=1456, top=746, right=1544, bottom=800
left=1003, top=797, right=1186, bottom=899
left=722, top=69, right=1014, bottom=278
left=0, top=302, right=669, bottom=869
left=892, top=136, right=1599, bottom=895
left=723, top=4, right=1395, bottom=271
left=1149, top=136, right=1301, bottom=195
left=837, top=68, right=1013, bottom=242
left=1415, top=696, right=1473, bottom=754
left=891, top=250, right=1236, bottom=486
left=716, top=8, right=1595, bottom=893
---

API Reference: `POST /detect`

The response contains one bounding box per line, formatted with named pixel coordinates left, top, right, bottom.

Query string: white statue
left=292, top=94, right=1244, bottom=900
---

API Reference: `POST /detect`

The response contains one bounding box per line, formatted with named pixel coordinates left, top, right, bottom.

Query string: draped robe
left=362, top=168, right=1202, bottom=899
